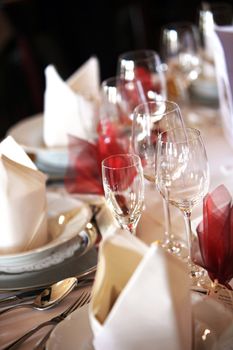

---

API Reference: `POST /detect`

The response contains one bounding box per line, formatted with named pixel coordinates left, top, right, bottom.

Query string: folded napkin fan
left=89, top=230, right=192, bottom=350
left=195, top=184, right=233, bottom=288
left=0, top=136, right=47, bottom=254
left=43, top=56, right=100, bottom=147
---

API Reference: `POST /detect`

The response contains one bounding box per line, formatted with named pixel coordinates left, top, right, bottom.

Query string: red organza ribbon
left=195, top=185, right=233, bottom=288
left=65, top=122, right=130, bottom=195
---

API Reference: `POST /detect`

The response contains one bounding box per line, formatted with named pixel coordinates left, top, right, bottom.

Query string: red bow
left=195, top=185, right=233, bottom=289
left=65, top=122, right=130, bottom=195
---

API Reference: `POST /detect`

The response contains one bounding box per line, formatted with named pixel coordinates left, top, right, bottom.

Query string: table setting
left=1, top=9, right=233, bottom=349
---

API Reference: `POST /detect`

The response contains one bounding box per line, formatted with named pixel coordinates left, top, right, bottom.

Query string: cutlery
left=0, top=266, right=96, bottom=314
left=0, top=276, right=93, bottom=315
left=3, top=289, right=91, bottom=350
left=0, top=264, right=96, bottom=306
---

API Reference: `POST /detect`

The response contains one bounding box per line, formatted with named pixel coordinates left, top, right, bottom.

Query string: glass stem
left=126, top=223, right=136, bottom=235
left=162, top=197, right=172, bottom=243
left=183, top=210, right=192, bottom=260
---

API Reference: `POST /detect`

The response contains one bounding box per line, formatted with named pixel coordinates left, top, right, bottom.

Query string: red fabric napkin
left=65, top=122, right=130, bottom=195
left=195, top=185, right=233, bottom=288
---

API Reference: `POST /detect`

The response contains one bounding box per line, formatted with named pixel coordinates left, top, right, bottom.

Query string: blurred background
left=0, top=0, right=232, bottom=138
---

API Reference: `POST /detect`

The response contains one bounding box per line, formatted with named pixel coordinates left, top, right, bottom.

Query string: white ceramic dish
left=0, top=247, right=97, bottom=291
left=0, top=192, right=93, bottom=274
left=46, top=294, right=233, bottom=350
left=7, top=114, right=65, bottom=153
left=7, top=115, right=69, bottom=174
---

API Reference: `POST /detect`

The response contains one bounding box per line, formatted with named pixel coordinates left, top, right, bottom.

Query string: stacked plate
left=7, top=114, right=68, bottom=180
left=0, top=191, right=99, bottom=292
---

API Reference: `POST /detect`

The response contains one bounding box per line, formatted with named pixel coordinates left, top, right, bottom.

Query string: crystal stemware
left=102, top=153, right=144, bottom=235
left=156, top=127, right=210, bottom=278
left=117, top=49, right=167, bottom=105
left=132, top=100, right=186, bottom=253
left=161, top=21, right=202, bottom=104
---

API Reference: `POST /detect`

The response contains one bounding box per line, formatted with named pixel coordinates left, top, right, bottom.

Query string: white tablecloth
left=1, top=104, right=233, bottom=349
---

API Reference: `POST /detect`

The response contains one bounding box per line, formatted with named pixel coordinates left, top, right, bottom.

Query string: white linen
left=1, top=106, right=233, bottom=349
left=211, top=26, right=233, bottom=149
left=43, top=57, right=100, bottom=147
left=0, top=136, right=47, bottom=254
left=89, top=230, right=192, bottom=350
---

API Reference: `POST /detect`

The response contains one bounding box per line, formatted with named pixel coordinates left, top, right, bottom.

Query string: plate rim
left=7, top=114, right=67, bottom=154
left=0, top=247, right=98, bottom=291
left=0, top=192, right=92, bottom=269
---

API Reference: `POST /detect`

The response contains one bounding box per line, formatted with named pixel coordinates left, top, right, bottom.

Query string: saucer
left=0, top=192, right=94, bottom=274
left=46, top=294, right=233, bottom=350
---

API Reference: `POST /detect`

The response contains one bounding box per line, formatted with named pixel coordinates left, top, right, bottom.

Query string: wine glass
left=117, top=49, right=167, bottom=104
left=132, top=100, right=186, bottom=253
left=98, top=76, right=133, bottom=160
left=102, top=153, right=144, bottom=235
left=156, top=127, right=210, bottom=278
left=161, top=22, right=202, bottom=103
left=100, top=76, right=147, bottom=127
left=99, top=76, right=154, bottom=156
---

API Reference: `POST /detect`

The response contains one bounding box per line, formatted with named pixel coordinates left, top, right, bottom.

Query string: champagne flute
left=102, top=153, right=144, bottom=235
left=156, top=127, right=210, bottom=277
left=132, top=100, right=186, bottom=253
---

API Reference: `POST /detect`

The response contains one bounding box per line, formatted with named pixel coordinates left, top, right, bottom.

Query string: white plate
left=0, top=192, right=93, bottom=274
left=7, top=114, right=66, bottom=154
left=7, top=115, right=69, bottom=173
left=0, top=247, right=97, bottom=291
left=46, top=294, right=233, bottom=350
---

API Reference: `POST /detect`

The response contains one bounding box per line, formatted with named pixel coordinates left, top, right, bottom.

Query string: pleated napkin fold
left=43, top=56, right=100, bottom=147
left=0, top=136, right=47, bottom=254
left=89, top=230, right=192, bottom=350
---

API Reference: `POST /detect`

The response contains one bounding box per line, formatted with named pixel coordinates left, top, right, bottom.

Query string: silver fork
left=3, top=289, right=91, bottom=350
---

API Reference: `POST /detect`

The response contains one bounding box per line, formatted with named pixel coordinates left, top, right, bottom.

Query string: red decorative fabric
left=195, top=185, right=233, bottom=288
left=65, top=122, right=130, bottom=195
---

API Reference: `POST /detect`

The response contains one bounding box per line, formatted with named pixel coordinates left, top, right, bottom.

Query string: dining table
left=0, top=101, right=233, bottom=350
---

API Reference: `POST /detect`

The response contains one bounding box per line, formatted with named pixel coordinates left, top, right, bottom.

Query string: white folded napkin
left=43, top=56, right=100, bottom=147
left=0, top=136, right=48, bottom=254
left=89, top=230, right=192, bottom=350
left=211, top=26, right=233, bottom=148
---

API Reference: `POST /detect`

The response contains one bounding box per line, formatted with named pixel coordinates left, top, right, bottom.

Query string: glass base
left=189, top=263, right=205, bottom=279
left=187, top=260, right=210, bottom=291
left=162, top=239, right=183, bottom=255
